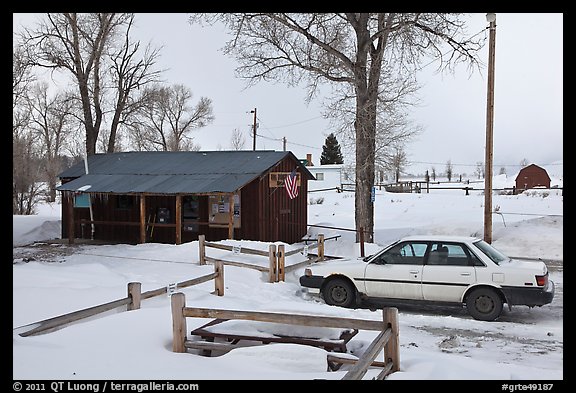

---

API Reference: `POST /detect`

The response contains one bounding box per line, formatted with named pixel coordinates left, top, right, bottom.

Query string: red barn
left=515, top=164, right=551, bottom=192
left=56, top=150, right=314, bottom=245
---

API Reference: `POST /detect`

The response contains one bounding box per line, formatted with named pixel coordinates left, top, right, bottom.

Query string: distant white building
left=306, top=164, right=345, bottom=191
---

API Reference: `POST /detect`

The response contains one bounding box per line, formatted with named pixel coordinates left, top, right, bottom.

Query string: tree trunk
left=353, top=16, right=377, bottom=244
left=354, top=91, right=376, bottom=244
left=107, top=98, right=124, bottom=153
left=48, top=179, right=57, bottom=203
left=78, top=76, right=97, bottom=156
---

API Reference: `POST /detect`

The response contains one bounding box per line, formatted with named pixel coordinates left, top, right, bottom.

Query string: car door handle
left=460, top=272, right=471, bottom=276
left=409, top=270, right=419, bottom=274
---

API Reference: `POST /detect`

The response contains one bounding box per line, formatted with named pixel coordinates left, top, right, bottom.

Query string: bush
left=309, top=197, right=325, bottom=205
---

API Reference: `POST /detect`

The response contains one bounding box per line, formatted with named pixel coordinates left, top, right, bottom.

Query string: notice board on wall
left=209, top=194, right=240, bottom=228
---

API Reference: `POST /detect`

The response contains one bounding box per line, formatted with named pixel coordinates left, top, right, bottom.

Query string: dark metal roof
left=56, top=150, right=313, bottom=194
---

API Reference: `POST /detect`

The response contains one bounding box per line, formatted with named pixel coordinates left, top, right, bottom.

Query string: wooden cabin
left=56, top=150, right=315, bottom=245
left=515, top=164, right=551, bottom=192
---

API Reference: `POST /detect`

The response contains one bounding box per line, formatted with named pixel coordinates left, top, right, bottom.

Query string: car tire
left=322, top=278, right=357, bottom=308
left=465, top=287, right=503, bottom=321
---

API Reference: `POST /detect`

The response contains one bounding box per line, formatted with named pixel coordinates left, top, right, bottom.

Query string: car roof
left=397, top=235, right=482, bottom=244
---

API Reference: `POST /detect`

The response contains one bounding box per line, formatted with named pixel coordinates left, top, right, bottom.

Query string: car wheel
left=465, top=287, right=503, bottom=321
left=322, top=278, right=357, bottom=308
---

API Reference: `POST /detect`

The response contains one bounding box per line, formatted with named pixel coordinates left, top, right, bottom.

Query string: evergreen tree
left=320, top=133, right=344, bottom=165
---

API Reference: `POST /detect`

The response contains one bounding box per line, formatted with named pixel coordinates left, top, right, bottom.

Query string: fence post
left=277, top=245, right=285, bottom=282
left=359, top=227, right=365, bottom=258
left=214, top=260, right=224, bottom=296
left=318, top=234, right=325, bottom=261
left=127, top=282, right=141, bottom=311
left=171, top=292, right=187, bottom=353
left=383, top=307, right=400, bottom=373
left=268, top=244, right=277, bottom=283
left=198, top=234, right=206, bottom=265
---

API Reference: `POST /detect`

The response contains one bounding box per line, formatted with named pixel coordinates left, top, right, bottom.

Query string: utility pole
left=484, top=13, right=496, bottom=244
left=251, top=108, right=257, bottom=151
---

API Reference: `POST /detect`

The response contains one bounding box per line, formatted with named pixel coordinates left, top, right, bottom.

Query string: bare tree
left=475, top=161, right=484, bottom=179
left=191, top=13, right=483, bottom=242
left=20, top=13, right=127, bottom=156
left=106, top=15, right=163, bottom=153
left=128, top=84, right=214, bottom=151
left=13, top=129, right=43, bottom=215
left=13, top=44, right=39, bottom=214
left=230, top=128, right=246, bottom=150
left=391, top=148, right=408, bottom=183
left=18, top=13, right=157, bottom=156
left=27, top=82, right=76, bottom=202
left=519, top=158, right=530, bottom=168
left=445, top=159, right=453, bottom=182
left=13, top=46, right=35, bottom=111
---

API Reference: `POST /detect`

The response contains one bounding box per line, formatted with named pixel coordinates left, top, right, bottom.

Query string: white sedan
left=299, top=235, right=554, bottom=321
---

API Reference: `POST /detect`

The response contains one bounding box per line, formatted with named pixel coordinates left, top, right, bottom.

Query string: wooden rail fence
left=199, top=234, right=332, bottom=283
left=14, top=262, right=224, bottom=337
left=171, top=293, right=400, bottom=380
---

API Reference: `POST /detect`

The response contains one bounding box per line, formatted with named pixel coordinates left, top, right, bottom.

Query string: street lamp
left=484, top=13, right=496, bottom=243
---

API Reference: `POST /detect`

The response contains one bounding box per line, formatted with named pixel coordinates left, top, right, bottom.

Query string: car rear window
left=473, top=240, right=510, bottom=265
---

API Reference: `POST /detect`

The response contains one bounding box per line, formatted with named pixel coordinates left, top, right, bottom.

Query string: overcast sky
left=13, top=13, right=563, bottom=176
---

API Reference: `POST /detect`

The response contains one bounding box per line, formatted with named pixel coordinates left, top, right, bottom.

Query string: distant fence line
left=335, top=182, right=563, bottom=195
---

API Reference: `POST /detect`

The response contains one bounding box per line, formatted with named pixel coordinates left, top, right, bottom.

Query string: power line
left=285, top=140, right=322, bottom=150
left=262, top=116, right=324, bottom=129
left=75, top=252, right=193, bottom=265
left=255, top=133, right=321, bottom=150
left=255, top=116, right=277, bottom=140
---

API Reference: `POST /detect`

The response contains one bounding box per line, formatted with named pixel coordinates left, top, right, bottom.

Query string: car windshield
left=473, top=240, right=510, bottom=265
left=363, top=240, right=401, bottom=262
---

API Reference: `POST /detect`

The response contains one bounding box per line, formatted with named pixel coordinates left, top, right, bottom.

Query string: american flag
left=284, top=169, right=299, bottom=199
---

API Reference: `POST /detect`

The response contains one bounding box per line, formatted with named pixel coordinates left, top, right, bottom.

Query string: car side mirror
left=362, top=254, right=373, bottom=262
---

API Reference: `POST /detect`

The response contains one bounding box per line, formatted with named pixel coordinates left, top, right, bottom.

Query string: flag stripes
left=285, top=169, right=299, bottom=199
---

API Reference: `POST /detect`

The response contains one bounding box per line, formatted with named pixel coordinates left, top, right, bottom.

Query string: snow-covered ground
left=13, top=167, right=563, bottom=381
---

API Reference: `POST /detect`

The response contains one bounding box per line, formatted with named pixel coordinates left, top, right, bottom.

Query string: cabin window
left=116, top=195, right=134, bottom=210
left=74, top=193, right=91, bottom=208
left=315, top=172, right=324, bottom=181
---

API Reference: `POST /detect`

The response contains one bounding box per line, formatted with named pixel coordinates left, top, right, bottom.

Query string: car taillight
left=536, top=273, right=548, bottom=287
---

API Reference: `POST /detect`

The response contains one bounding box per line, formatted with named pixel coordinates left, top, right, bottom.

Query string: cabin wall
left=60, top=155, right=310, bottom=245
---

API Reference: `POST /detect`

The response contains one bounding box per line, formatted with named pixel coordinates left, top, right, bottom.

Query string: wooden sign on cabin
left=269, top=172, right=301, bottom=188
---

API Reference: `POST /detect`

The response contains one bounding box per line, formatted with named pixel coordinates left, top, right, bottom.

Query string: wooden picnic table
left=187, top=318, right=358, bottom=358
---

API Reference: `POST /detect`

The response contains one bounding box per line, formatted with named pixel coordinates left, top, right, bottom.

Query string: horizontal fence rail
left=15, top=263, right=224, bottom=337
left=16, top=296, right=133, bottom=337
